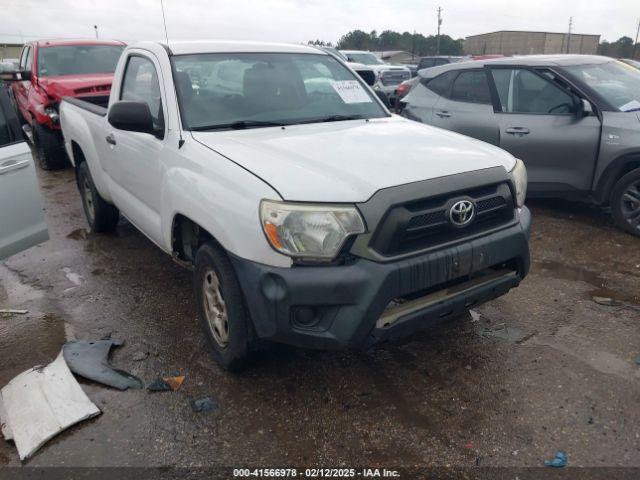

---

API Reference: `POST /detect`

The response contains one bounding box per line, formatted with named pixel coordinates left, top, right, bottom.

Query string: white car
left=0, top=86, right=48, bottom=260
left=340, top=50, right=411, bottom=102
left=60, top=40, right=530, bottom=370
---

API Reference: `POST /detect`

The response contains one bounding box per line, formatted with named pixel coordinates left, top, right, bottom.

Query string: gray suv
left=401, top=55, right=640, bottom=236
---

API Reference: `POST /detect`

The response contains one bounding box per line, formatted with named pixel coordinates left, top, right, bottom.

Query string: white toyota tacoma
left=60, top=41, right=531, bottom=370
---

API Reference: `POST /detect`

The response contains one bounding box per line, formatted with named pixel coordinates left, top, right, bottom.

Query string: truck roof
left=136, top=40, right=326, bottom=56
left=32, top=39, right=126, bottom=48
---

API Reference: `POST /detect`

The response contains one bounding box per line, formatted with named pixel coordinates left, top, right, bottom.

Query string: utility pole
left=633, top=18, right=640, bottom=60
left=566, top=17, right=573, bottom=54
left=436, top=6, right=442, bottom=55
left=94, top=25, right=98, bottom=39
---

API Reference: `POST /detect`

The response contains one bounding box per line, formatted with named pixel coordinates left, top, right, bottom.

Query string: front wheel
left=32, top=123, right=68, bottom=170
left=610, top=169, right=640, bottom=237
left=77, top=161, right=119, bottom=233
left=194, top=242, right=252, bottom=371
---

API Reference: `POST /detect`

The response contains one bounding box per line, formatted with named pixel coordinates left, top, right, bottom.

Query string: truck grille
left=380, top=70, right=411, bottom=86
left=369, top=182, right=515, bottom=256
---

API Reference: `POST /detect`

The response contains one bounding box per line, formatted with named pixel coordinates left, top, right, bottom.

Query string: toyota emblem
left=449, top=200, right=475, bottom=226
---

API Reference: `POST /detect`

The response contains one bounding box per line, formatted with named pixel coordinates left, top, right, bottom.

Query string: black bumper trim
left=229, top=207, right=531, bottom=350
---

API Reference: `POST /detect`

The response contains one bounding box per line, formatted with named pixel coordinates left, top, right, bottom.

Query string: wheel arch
left=171, top=214, right=225, bottom=265
left=594, top=152, right=640, bottom=205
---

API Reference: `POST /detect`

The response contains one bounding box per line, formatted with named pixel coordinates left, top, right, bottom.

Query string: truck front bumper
left=230, top=207, right=531, bottom=350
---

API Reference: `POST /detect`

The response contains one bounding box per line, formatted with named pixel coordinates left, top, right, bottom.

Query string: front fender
left=160, top=144, right=291, bottom=268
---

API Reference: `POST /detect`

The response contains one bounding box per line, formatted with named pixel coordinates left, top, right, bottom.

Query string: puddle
left=534, top=259, right=640, bottom=304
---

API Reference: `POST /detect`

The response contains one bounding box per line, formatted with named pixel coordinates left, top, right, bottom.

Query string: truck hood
left=192, top=116, right=516, bottom=202
left=38, top=73, right=113, bottom=102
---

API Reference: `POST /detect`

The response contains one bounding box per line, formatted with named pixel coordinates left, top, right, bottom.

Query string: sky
left=0, top=0, right=638, bottom=46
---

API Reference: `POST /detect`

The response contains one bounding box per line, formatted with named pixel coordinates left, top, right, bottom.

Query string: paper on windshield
left=330, top=80, right=372, bottom=104
left=620, top=99, right=640, bottom=112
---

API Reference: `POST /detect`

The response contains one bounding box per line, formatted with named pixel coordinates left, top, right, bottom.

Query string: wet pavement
left=1, top=168, right=639, bottom=469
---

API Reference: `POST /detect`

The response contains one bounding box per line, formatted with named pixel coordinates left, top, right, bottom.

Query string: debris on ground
left=63, top=339, right=143, bottom=390
left=476, top=323, right=528, bottom=343
left=592, top=295, right=640, bottom=312
left=132, top=351, right=149, bottom=362
left=0, top=309, right=28, bottom=315
left=469, top=310, right=481, bottom=322
left=148, top=375, right=185, bottom=392
left=592, top=296, right=622, bottom=307
left=0, top=353, right=100, bottom=461
left=189, top=396, right=218, bottom=413
left=544, top=450, right=567, bottom=468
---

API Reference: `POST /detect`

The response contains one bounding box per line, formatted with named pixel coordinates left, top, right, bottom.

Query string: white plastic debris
left=0, top=352, right=101, bottom=461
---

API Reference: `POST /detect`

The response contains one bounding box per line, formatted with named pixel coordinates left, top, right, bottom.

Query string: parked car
left=340, top=50, right=411, bottom=104
left=318, top=46, right=376, bottom=86
left=0, top=86, right=48, bottom=260
left=417, top=56, right=462, bottom=71
left=60, top=40, right=530, bottom=370
left=401, top=55, right=640, bottom=236
left=9, top=39, right=125, bottom=169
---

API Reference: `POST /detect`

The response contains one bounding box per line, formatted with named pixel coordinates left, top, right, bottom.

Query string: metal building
left=464, top=31, right=600, bottom=56
left=1, top=43, right=24, bottom=61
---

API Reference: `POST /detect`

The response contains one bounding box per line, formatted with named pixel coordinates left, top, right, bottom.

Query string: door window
left=490, top=68, right=577, bottom=114
left=450, top=70, right=491, bottom=104
left=418, top=58, right=435, bottom=69
left=23, top=47, right=34, bottom=72
left=120, top=55, right=165, bottom=136
left=424, top=70, right=457, bottom=97
left=19, top=47, right=29, bottom=70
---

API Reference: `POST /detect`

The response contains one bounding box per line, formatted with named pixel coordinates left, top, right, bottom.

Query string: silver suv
left=401, top=55, right=640, bottom=236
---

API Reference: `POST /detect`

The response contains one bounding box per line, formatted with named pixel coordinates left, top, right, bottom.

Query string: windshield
left=344, top=53, right=385, bottom=66
left=172, top=52, right=387, bottom=130
left=37, top=45, right=124, bottom=77
left=564, top=61, right=640, bottom=112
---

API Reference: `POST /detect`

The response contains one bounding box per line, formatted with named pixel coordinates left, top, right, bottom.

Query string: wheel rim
left=202, top=268, right=229, bottom=348
left=620, top=180, right=640, bottom=231
left=82, top=177, right=95, bottom=223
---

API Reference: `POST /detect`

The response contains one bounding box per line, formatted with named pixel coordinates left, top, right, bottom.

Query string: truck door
left=0, top=87, right=48, bottom=259
left=430, top=69, right=500, bottom=146
left=105, top=52, right=167, bottom=245
left=488, top=67, right=600, bottom=193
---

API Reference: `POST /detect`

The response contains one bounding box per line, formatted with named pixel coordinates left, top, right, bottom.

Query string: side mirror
left=20, top=70, right=32, bottom=81
left=0, top=70, right=27, bottom=82
left=579, top=98, right=594, bottom=117
left=374, top=89, right=391, bottom=109
left=108, top=101, right=155, bottom=135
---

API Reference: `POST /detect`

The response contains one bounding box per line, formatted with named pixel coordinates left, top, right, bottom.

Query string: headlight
left=509, top=158, right=528, bottom=208
left=260, top=200, right=366, bottom=261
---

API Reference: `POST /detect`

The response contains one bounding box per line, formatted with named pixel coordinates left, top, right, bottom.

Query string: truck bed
left=61, top=96, right=109, bottom=117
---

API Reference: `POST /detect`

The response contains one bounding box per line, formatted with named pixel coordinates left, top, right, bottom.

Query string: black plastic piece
left=62, top=339, right=143, bottom=390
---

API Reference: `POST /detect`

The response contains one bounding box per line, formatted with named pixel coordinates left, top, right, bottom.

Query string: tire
left=610, top=168, right=640, bottom=237
left=32, top=122, right=68, bottom=170
left=194, top=241, right=252, bottom=371
left=77, top=161, right=120, bottom=233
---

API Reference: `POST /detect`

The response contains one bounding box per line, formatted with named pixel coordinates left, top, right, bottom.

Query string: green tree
left=337, top=29, right=463, bottom=57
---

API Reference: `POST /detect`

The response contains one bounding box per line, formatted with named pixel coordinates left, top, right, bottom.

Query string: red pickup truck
left=11, top=39, right=125, bottom=169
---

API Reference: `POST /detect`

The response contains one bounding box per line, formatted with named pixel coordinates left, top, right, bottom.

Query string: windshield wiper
left=296, top=114, right=365, bottom=125
left=192, top=120, right=289, bottom=131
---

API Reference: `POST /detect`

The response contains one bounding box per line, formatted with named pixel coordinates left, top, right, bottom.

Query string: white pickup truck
left=60, top=41, right=531, bottom=370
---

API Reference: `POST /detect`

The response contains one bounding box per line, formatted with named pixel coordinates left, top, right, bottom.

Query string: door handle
left=0, top=158, right=30, bottom=175
left=105, top=133, right=116, bottom=145
left=505, top=127, right=530, bottom=135
left=436, top=110, right=452, bottom=118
